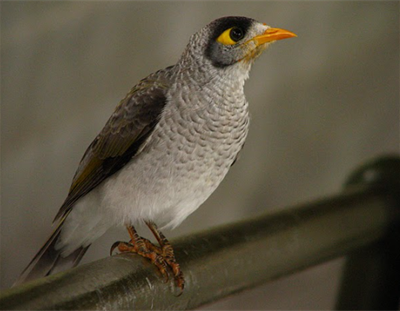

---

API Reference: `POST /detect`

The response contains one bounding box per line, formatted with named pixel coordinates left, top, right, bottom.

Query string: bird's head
left=179, top=16, right=296, bottom=82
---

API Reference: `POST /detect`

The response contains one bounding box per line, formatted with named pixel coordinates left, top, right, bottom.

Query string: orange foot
left=110, top=223, right=184, bottom=293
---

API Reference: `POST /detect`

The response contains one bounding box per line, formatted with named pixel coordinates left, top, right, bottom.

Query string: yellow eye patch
left=216, top=27, right=244, bottom=45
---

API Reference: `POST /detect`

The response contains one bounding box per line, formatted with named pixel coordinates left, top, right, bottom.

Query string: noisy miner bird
left=15, top=16, right=296, bottom=290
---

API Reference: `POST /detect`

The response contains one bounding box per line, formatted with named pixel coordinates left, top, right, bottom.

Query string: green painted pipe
left=1, top=156, right=399, bottom=310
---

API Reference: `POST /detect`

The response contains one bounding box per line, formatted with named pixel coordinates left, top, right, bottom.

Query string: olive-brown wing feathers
left=54, top=73, right=171, bottom=222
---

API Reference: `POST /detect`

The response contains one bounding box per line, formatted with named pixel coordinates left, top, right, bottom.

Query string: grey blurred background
left=1, top=1, right=399, bottom=309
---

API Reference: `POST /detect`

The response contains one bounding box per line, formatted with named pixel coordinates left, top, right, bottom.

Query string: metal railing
left=1, top=156, right=399, bottom=310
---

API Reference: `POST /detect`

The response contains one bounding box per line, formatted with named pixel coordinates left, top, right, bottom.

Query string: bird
left=14, top=16, right=296, bottom=291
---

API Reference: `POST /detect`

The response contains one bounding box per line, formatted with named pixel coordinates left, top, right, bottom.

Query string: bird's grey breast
left=154, top=73, right=250, bottom=177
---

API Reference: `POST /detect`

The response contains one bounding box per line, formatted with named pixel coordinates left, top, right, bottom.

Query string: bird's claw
left=110, top=239, right=184, bottom=291
left=160, top=244, right=185, bottom=291
left=110, top=240, right=125, bottom=256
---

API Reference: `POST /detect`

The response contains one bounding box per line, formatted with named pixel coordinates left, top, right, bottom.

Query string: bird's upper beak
left=252, top=27, right=297, bottom=46
left=240, top=26, right=296, bottom=63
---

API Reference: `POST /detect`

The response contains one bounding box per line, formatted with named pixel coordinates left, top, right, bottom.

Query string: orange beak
left=253, top=27, right=297, bottom=45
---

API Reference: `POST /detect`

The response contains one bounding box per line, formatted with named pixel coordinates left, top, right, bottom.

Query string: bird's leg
left=140, top=237, right=163, bottom=255
left=110, top=225, right=168, bottom=281
left=146, top=221, right=184, bottom=291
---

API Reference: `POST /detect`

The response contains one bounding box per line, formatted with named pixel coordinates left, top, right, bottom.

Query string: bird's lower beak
left=253, top=28, right=297, bottom=46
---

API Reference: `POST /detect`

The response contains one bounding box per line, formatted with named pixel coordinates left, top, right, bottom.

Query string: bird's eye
left=230, top=27, right=244, bottom=42
left=216, top=27, right=245, bottom=45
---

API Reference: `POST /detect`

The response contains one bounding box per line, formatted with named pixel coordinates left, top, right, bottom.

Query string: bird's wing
left=54, top=69, right=172, bottom=221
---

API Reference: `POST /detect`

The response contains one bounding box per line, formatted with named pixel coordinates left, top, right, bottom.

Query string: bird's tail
left=13, top=216, right=90, bottom=287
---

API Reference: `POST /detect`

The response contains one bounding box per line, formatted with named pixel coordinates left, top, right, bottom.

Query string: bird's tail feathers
left=13, top=215, right=90, bottom=287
